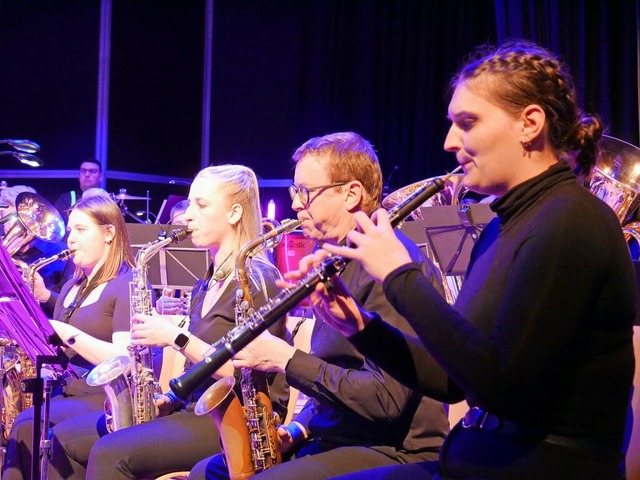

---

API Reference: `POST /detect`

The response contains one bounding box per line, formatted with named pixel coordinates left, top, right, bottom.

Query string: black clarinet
left=169, top=166, right=462, bottom=400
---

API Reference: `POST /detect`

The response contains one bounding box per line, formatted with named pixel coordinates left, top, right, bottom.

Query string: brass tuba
left=194, top=219, right=300, bottom=480
left=589, top=136, right=640, bottom=257
left=0, top=191, right=65, bottom=256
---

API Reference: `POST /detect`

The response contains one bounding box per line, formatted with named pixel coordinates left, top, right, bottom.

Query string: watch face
left=175, top=333, right=190, bottom=348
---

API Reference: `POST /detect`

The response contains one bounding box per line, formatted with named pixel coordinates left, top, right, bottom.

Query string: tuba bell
left=588, top=136, right=640, bottom=258
left=0, top=191, right=66, bottom=256
left=589, top=135, right=640, bottom=224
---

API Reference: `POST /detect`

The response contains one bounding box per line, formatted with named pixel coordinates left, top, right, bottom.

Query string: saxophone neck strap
left=205, top=251, right=234, bottom=291
left=62, top=271, right=103, bottom=323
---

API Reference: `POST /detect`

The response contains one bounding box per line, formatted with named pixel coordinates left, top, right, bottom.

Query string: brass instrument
left=0, top=194, right=67, bottom=440
left=194, top=219, right=300, bottom=480
left=87, top=228, right=191, bottom=432
left=589, top=136, right=640, bottom=258
left=0, top=192, right=65, bottom=256
left=381, top=173, right=467, bottom=221
left=1, top=249, right=74, bottom=440
left=1, top=191, right=66, bottom=296
left=0, top=191, right=68, bottom=296
left=382, top=173, right=469, bottom=304
left=171, top=168, right=461, bottom=400
left=1, top=343, right=23, bottom=440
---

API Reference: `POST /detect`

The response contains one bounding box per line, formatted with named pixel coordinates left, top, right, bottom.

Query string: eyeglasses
left=80, top=168, right=100, bottom=175
left=288, top=182, right=348, bottom=207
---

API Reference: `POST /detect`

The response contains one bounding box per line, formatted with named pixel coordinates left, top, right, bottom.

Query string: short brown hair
left=292, top=131, right=383, bottom=215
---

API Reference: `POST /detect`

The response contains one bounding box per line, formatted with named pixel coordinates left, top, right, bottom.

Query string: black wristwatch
left=172, top=331, right=192, bottom=351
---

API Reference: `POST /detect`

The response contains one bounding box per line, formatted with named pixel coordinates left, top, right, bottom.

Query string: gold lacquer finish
left=382, top=173, right=467, bottom=220
left=589, top=135, right=640, bottom=224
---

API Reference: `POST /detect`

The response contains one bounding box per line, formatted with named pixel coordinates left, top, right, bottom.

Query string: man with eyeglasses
left=53, top=158, right=104, bottom=223
left=189, top=131, right=449, bottom=480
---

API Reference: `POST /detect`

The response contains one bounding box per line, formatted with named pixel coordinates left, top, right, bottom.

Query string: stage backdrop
left=0, top=0, right=637, bottom=220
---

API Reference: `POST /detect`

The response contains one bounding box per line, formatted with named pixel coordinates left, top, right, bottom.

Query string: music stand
left=0, top=244, right=70, bottom=480
left=418, top=204, right=496, bottom=275
left=0, top=245, right=64, bottom=365
left=399, top=203, right=496, bottom=277
left=127, top=224, right=210, bottom=290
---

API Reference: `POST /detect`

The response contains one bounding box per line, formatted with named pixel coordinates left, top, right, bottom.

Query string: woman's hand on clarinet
left=323, top=209, right=412, bottom=283
left=154, top=393, right=175, bottom=418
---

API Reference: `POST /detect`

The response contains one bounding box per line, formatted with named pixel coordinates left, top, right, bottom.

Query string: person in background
left=54, top=159, right=104, bottom=223
left=48, top=164, right=289, bottom=480
left=82, top=187, right=112, bottom=200
left=169, top=199, right=190, bottom=226
left=305, top=40, right=636, bottom=480
left=189, top=132, right=449, bottom=480
left=2, top=195, right=141, bottom=480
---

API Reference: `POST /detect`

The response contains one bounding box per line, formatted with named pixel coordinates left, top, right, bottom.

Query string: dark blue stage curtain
left=0, top=0, right=637, bottom=204
left=494, top=0, right=639, bottom=151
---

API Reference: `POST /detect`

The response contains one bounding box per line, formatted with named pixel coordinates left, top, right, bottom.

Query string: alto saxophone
left=194, top=219, right=301, bottom=480
left=87, top=228, right=190, bottom=432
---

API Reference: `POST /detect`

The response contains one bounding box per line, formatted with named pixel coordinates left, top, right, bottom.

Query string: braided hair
left=450, top=39, right=602, bottom=177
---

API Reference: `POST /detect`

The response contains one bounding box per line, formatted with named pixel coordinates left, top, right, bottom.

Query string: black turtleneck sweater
left=351, top=163, right=636, bottom=452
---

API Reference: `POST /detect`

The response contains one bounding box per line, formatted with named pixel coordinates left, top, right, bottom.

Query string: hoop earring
left=520, top=139, right=532, bottom=157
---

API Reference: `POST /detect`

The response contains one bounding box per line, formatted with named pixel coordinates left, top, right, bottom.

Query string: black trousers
left=329, top=424, right=625, bottom=480
left=50, top=408, right=221, bottom=480
left=188, top=445, right=439, bottom=480
left=2, top=392, right=106, bottom=480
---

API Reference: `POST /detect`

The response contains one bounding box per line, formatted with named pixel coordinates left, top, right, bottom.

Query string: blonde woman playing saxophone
left=3, top=195, right=141, bottom=480
left=49, top=165, right=289, bottom=480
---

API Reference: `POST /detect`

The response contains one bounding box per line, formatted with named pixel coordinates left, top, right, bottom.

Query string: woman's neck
left=210, top=241, right=237, bottom=267
left=83, top=257, right=106, bottom=283
left=82, top=267, right=95, bottom=283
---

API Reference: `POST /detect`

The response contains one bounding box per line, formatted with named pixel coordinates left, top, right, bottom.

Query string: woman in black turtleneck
left=313, top=40, right=636, bottom=480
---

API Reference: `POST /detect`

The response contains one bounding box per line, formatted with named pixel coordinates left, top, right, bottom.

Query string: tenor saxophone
left=194, top=219, right=300, bottom=480
left=87, top=228, right=190, bottom=432
left=171, top=167, right=462, bottom=400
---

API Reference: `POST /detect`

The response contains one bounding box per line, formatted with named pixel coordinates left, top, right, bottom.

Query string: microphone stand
left=22, top=345, right=69, bottom=480
left=118, top=201, right=145, bottom=224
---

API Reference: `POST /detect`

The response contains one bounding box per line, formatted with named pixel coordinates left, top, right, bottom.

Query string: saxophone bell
left=194, top=377, right=255, bottom=480
left=86, top=356, right=134, bottom=432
